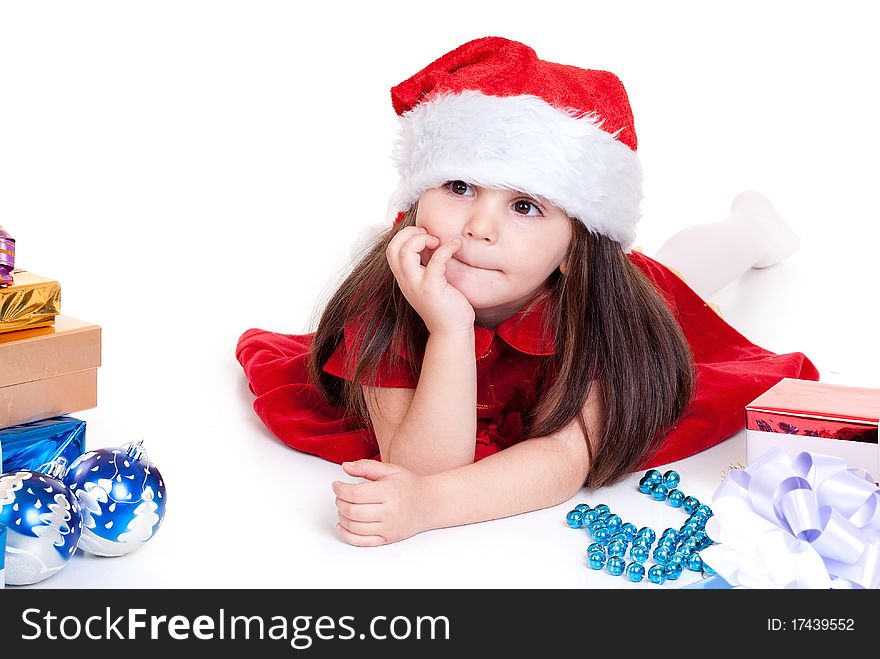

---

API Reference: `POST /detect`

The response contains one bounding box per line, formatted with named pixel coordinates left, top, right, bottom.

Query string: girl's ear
left=559, top=257, right=568, bottom=275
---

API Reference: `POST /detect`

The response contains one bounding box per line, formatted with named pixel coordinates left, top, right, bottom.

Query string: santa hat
left=385, top=36, right=643, bottom=251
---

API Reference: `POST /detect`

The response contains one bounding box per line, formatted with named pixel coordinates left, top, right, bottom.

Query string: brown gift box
left=0, top=315, right=101, bottom=429
left=0, top=269, right=61, bottom=333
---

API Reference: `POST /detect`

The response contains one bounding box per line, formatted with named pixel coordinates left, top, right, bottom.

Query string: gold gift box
left=0, top=315, right=101, bottom=429
left=0, top=269, right=61, bottom=333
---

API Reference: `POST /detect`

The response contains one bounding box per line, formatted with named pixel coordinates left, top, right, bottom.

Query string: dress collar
left=388, top=297, right=556, bottom=362
left=485, top=297, right=556, bottom=357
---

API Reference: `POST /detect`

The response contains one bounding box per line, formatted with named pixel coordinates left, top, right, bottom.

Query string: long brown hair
left=308, top=202, right=695, bottom=488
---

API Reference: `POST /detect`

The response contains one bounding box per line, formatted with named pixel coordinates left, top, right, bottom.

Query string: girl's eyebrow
left=518, top=191, right=548, bottom=207
left=467, top=182, right=547, bottom=206
left=502, top=187, right=546, bottom=203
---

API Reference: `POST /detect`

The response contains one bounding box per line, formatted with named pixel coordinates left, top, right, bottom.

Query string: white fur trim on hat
left=386, top=90, right=643, bottom=250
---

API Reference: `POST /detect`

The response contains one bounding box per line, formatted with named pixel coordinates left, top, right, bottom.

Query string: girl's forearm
left=421, top=427, right=591, bottom=530
left=389, top=329, right=477, bottom=474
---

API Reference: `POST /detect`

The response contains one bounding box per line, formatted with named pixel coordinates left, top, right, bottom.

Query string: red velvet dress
left=235, top=251, right=819, bottom=469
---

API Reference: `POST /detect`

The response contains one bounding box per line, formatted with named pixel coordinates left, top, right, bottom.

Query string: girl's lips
left=453, top=256, right=497, bottom=271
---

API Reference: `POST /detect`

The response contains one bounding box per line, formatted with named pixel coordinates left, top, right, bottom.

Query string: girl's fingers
left=424, top=238, right=462, bottom=282
left=336, top=522, right=386, bottom=547
left=335, top=497, right=384, bottom=522
left=386, top=227, right=428, bottom=279
left=338, top=510, right=384, bottom=536
left=331, top=480, right=384, bottom=504
left=396, top=231, right=435, bottom=283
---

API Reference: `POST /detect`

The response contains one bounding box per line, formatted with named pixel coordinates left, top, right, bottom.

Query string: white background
left=1, top=0, right=878, bottom=589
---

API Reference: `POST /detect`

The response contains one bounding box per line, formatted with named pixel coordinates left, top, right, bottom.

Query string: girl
left=236, top=36, right=819, bottom=546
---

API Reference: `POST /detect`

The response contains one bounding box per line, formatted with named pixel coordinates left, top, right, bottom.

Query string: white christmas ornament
left=0, top=458, right=83, bottom=585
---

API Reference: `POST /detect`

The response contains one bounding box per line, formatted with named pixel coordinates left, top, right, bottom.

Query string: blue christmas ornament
left=587, top=542, right=605, bottom=555
left=64, top=440, right=166, bottom=557
left=566, top=510, right=584, bottom=528
left=574, top=503, right=590, bottom=513
left=583, top=509, right=600, bottom=525
left=0, top=458, right=82, bottom=585
left=637, top=476, right=654, bottom=495
left=593, top=504, right=611, bottom=516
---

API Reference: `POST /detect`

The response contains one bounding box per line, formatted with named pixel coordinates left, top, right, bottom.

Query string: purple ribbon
left=700, top=448, right=880, bottom=588
left=0, top=225, right=14, bottom=287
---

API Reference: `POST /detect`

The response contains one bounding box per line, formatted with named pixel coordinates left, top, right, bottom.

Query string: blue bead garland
left=588, top=552, right=606, bottom=570
left=626, top=562, right=645, bottom=582
left=565, top=468, right=718, bottom=585
left=606, top=556, right=626, bottom=576
left=566, top=510, right=584, bottom=528
left=647, top=564, right=667, bottom=585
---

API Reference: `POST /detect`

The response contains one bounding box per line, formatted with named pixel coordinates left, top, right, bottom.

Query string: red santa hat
left=386, top=36, right=643, bottom=251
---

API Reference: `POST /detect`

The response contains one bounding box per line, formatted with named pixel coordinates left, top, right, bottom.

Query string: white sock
left=729, top=190, right=801, bottom=269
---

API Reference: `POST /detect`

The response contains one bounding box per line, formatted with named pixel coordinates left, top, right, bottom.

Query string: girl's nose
left=463, top=211, right=499, bottom=243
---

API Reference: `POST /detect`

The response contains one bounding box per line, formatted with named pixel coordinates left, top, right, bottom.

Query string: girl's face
left=415, top=181, right=572, bottom=327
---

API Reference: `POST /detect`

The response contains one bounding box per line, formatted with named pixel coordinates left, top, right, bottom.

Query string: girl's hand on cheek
left=332, top=460, right=434, bottom=546
left=386, top=226, right=475, bottom=335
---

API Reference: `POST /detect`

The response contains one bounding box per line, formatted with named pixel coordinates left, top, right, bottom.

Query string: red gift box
left=746, top=378, right=880, bottom=478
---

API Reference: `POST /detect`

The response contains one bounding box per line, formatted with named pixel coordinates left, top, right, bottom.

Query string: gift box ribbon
left=700, top=448, right=880, bottom=588
left=0, top=226, right=13, bottom=288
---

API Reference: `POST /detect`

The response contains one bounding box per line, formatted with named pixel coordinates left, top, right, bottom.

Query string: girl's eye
left=513, top=199, right=544, bottom=217
left=443, top=180, right=544, bottom=217
left=444, top=180, right=474, bottom=197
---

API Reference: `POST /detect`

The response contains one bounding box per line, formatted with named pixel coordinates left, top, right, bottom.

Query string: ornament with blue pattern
left=0, top=458, right=82, bottom=585
left=64, top=440, right=166, bottom=557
